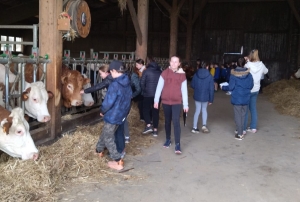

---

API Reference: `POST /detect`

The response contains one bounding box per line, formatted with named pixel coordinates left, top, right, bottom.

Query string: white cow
left=0, top=106, right=39, bottom=160
left=292, top=68, right=300, bottom=79
left=0, top=64, right=53, bottom=122
left=82, top=74, right=94, bottom=106
left=22, top=81, right=53, bottom=122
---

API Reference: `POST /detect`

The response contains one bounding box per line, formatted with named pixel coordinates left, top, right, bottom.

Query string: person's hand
left=154, top=102, right=159, bottom=109
left=183, top=108, right=189, bottom=113
left=80, top=90, right=84, bottom=95
left=208, top=102, right=212, bottom=105
left=100, top=113, right=104, bottom=117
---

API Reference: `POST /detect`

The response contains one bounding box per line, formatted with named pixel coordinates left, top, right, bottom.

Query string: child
left=80, top=64, right=113, bottom=99
left=221, top=58, right=254, bottom=140
left=191, top=62, right=214, bottom=133
left=135, top=59, right=146, bottom=122
left=154, top=55, right=188, bottom=154
left=95, top=60, right=132, bottom=170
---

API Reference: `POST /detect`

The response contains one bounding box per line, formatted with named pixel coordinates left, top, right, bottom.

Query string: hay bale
left=264, top=79, right=300, bottom=118
left=0, top=103, right=156, bottom=201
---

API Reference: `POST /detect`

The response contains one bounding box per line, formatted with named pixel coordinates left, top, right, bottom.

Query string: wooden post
left=127, top=0, right=143, bottom=45
left=135, top=0, right=149, bottom=61
left=39, top=0, right=63, bottom=140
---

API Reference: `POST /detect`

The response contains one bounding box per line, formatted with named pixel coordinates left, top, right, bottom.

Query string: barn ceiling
left=0, top=0, right=295, bottom=25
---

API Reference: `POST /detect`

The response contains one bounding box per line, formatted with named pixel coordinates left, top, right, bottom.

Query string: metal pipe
left=33, top=64, right=37, bottom=82
left=33, top=24, right=38, bottom=48
left=0, top=58, right=50, bottom=64
left=0, top=25, right=37, bottom=29
left=0, top=41, right=34, bottom=45
left=4, top=64, right=9, bottom=109
left=21, top=63, right=25, bottom=111
left=17, top=63, right=22, bottom=107
left=43, top=63, right=47, bottom=86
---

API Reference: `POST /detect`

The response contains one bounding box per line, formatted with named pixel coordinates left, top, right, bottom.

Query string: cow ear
left=83, top=78, right=91, bottom=85
left=24, top=114, right=30, bottom=122
left=21, top=87, right=31, bottom=101
left=2, top=117, right=12, bottom=135
left=47, top=91, right=54, bottom=99
left=61, top=76, right=67, bottom=84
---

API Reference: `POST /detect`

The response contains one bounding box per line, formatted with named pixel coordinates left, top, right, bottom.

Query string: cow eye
left=67, top=84, right=73, bottom=90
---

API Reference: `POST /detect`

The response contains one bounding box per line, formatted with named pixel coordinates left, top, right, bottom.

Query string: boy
left=95, top=60, right=132, bottom=170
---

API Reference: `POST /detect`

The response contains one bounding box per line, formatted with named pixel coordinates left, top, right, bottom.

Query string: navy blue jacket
left=100, top=74, right=132, bottom=124
left=222, top=67, right=254, bottom=105
left=191, top=68, right=214, bottom=103
left=140, top=62, right=162, bottom=97
left=84, top=74, right=113, bottom=93
left=130, top=72, right=141, bottom=98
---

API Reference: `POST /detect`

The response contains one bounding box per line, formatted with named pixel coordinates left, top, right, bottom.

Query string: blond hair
left=249, top=49, right=260, bottom=62
left=99, top=64, right=109, bottom=73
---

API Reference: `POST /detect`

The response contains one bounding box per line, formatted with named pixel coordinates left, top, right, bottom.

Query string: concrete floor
left=58, top=92, right=300, bottom=202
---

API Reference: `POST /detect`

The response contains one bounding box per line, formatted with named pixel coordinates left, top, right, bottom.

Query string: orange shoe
left=108, top=159, right=124, bottom=170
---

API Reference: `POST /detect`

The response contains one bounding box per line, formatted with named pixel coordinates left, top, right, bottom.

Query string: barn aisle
left=58, top=91, right=300, bottom=202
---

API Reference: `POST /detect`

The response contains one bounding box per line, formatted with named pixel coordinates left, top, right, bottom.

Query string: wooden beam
left=192, top=0, right=208, bottom=24
left=39, top=0, right=63, bottom=141
left=287, top=0, right=300, bottom=26
left=127, top=0, right=143, bottom=45
left=0, top=0, right=39, bottom=25
left=155, top=0, right=172, bottom=13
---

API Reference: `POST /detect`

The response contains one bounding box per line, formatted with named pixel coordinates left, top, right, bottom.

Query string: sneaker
left=191, top=128, right=200, bottom=133
left=142, top=126, right=153, bottom=134
left=125, top=137, right=130, bottom=144
left=226, top=92, right=231, bottom=95
left=235, top=134, right=244, bottom=140
left=152, top=130, right=158, bottom=137
left=235, top=130, right=246, bottom=135
left=201, top=126, right=209, bottom=133
left=120, top=151, right=126, bottom=159
left=246, top=127, right=257, bottom=133
left=175, top=143, right=182, bottom=154
left=140, top=119, right=145, bottom=122
left=163, top=139, right=171, bottom=148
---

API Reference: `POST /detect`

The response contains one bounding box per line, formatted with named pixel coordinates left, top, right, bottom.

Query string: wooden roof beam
left=287, top=0, right=300, bottom=26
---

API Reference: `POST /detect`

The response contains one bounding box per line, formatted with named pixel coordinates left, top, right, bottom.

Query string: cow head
left=61, top=67, right=90, bottom=108
left=0, top=107, right=39, bottom=160
left=21, top=81, right=53, bottom=122
left=82, top=74, right=94, bottom=106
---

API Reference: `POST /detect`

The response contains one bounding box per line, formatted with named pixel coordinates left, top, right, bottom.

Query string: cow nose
left=44, top=116, right=51, bottom=122
left=32, top=153, right=39, bottom=160
left=76, top=101, right=83, bottom=106
left=85, top=101, right=94, bottom=106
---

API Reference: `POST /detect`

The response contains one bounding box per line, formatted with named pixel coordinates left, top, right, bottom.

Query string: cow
left=291, top=68, right=300, bottom=79
left=81, top=74, right=94, bottom=106
left=0, top=64, right=53, bottom=122
left=0, top=106, right=39, bottom=160
left=61, top=64, right=91, bottom=108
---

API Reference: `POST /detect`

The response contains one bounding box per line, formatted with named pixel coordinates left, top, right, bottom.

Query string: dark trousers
left=137, top=95, right=144, bottom=120
left=114, top=121, right=125, bottom=154
left=233, top=105, right=247, bottom=135
left=143, top=96, right=159, bottom=128
left=162, top=104, right=182, bottom=144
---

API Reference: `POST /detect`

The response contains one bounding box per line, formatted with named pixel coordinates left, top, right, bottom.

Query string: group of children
left=80, top=50, right=268, bottom=170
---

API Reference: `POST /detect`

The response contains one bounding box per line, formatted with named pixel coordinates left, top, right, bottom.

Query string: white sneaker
left=201, top=126, right=209, bottom=133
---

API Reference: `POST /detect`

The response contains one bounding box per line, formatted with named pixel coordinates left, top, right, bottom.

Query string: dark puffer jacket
left=83, top=74, right=113, bottom=93
left=222, top=67, right=254, bottom=105
left=140, top=62, right=162, bottom=97
left=191, top=68, right=214, bottom=103
left=100, top=74, right=132, bottom=124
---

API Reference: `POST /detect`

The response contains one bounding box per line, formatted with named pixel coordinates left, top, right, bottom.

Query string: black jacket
left=140, top=62, right=162, bottom=97
left=84, top=74, right=113, bottom=93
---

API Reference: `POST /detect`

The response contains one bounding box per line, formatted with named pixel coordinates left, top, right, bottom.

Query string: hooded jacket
left=140, top=62, right=162, bottom=97
left=245, top=61, right=268, bottom=93
left=100, top=74, right=132, bottom=124
left=191, top=68, right=214, bottom=103
left=222, top=67, right=254, bottom=105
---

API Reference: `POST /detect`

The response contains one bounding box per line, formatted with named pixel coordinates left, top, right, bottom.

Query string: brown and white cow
left=0, top=106, right=39, bottom=160
left=81, top=74, right=94, bottom=106
left=0, top=64, right=53, bottom=122
left=61, top=65, right=91, bottom=108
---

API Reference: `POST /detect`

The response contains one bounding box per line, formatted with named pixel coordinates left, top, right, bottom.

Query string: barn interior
left=0, top=0, right=300, bottom=201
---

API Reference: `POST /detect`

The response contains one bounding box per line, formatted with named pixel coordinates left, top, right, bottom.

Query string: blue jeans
left=114, top=121, right=125, bottom=154
left=244, top=91, right=259, bottom=130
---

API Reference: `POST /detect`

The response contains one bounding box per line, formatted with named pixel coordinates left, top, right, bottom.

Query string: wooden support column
left=135, top=0, right=149, bottom=61
left=39, top=0, right=63, bottom=140
left=127, top=0, right=143, bottom=45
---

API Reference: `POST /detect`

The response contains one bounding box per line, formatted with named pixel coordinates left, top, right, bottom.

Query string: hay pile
left=264, top=79, right=300, bottom=118
left=0, top=103, right=156, bottom=202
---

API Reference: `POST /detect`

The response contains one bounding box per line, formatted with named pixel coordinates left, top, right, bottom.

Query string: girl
left=191, top=62, right=214, bottom=134
left=135, top=59, right=146, bottom=122
left=244, top=49, right=268, bottom=133
left=154, top=56, right=188, bottom=154
left=221, top=58, right=254, bottom=140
